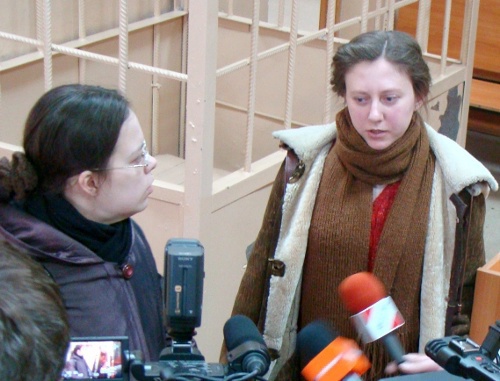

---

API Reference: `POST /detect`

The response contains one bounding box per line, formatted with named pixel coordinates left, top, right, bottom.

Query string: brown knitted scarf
left=299, top=108, right=435, bottom=380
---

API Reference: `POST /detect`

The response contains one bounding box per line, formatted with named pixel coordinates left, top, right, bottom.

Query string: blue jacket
left=0, top=202, right=166, bottom=361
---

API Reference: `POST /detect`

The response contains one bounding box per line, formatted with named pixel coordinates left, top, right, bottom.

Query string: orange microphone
left=297, top=320, right=371, bottom=381
left=338, top=272, right=406, bottom=364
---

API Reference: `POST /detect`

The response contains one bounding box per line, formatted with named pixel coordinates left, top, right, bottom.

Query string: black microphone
left=297, top=320, right=371, bottom=381
left=223, top=314, right=271, bottom=376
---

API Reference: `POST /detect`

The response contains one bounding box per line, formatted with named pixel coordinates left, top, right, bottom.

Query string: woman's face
left=93, top=110, right=157, bottom=224
left=344, top=58, right=418, bottom=150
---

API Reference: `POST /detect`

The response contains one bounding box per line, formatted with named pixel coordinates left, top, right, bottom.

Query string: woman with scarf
left=67, top=345, right=91, bottom=379
left=0, top=84, right=166, bottom=361
left=225, top=31, right=498, bottom=380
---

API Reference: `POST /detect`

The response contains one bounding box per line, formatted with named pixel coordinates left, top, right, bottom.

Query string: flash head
left=164, top=238, right=204, bottom=342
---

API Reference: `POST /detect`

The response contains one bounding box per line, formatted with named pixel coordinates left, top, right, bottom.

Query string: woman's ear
left=415, top=98, right=424, bottom=110
left=76, top=170, right=101, bottom=196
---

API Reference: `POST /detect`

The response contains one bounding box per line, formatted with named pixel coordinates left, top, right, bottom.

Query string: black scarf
left=25, top=193, right=132, bottom=264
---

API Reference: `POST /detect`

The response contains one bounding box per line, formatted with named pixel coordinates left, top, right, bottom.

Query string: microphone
left=223, top=314, right=271, bottom=376
left=297, top=320, right=371, bottom=381
left=338, top=272, right=406, bottom=364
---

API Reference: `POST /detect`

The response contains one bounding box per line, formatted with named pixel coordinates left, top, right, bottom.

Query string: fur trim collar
left=265, top=122, right=497, bottom=358
left=273, top=123, right=498, bottom=193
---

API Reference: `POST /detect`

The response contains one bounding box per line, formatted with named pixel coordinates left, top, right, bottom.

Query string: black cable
left=165, top=374, right=222, bottom=381
left=225, top=372, right=254, bottom=381
left=226, top=370, right=259, bottom=380
left=164, top=371, right=267, bottom=381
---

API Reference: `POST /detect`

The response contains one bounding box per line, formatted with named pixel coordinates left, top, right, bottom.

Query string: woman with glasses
left=0, top=84, right=165, bottom=361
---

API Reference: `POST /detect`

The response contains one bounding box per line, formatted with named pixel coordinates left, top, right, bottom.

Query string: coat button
left=122, top=264, right=134, bottom=279
left=268, top=258, right=286, bottom=277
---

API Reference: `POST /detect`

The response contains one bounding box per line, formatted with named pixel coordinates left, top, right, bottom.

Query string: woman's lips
left=367, top=129, right=386, bottom=138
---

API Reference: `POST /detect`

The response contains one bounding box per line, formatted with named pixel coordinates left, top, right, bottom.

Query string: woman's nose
left=368, top=101, right=383, bottom=121
left=145, top=154, right=157, bottom=172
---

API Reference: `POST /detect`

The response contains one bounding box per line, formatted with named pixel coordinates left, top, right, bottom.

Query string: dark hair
left=0, top=238, right=70, bottom=381
left=331, top=30, right=431, bottom=102
left=72, top=345, right=83, bottom=355
left=21, top=84, right=129, bottom=194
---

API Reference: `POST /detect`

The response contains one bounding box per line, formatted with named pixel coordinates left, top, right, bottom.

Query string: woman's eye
left=132, top=154, right=143, bottom=164
left=384, top=95, right=398, bottom=103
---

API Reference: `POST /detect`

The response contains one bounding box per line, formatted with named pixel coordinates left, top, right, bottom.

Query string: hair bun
left=0, top=152, right=38, bottom=201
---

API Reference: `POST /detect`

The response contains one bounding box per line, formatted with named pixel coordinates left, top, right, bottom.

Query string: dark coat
left=0, top=202, right=166, bottom=361
left=68, top=354, right=91, bottom=378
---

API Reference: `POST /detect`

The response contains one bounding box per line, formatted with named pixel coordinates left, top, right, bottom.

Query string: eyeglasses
left=92, top=141, right=151, bottom=171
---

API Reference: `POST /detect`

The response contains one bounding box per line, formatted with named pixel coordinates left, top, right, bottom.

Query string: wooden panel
left=470, top=0, right=500, bottom=82
left=396, top=0, right=500, bottom=82
left=468, top=79, right=500, bottom=136
left=397, top=1, right=500, bottom=137
left=319, top=0, right=342, bottom=29
left=468, top=107, right=500, bottom=136
left=470, top=252, right=500, bottom=344
left=470, top=79, right=500, bottom=113
left=396, top=1, right=464, bottom=59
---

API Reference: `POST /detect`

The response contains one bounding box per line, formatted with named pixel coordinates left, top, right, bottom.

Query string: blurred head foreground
left=0, top=238, right=70, bottom=381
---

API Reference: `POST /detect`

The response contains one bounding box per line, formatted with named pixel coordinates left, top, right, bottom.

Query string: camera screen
left=61, top=337, right=128, bottom=380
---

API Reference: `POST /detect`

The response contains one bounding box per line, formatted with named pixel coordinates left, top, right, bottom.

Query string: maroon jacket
left=0, top=202, right=166, bottom=361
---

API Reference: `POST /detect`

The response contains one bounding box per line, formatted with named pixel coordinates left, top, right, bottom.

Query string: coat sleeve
left=232, top=161, right=286, bottom=324
left=462, top=190, right=486, bottom=309
left=450, top=189, right=486, bottom=336
left=220, top=161, right=286, bottom=361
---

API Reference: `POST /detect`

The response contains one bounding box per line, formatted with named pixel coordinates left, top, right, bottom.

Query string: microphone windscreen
left=338, top=272, right=386, bottom=314
left=298, top=321, right=371, bottom=380
left=223, top=315, right=265, bottom=351
left=297, top=320, right=338, bottom=368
